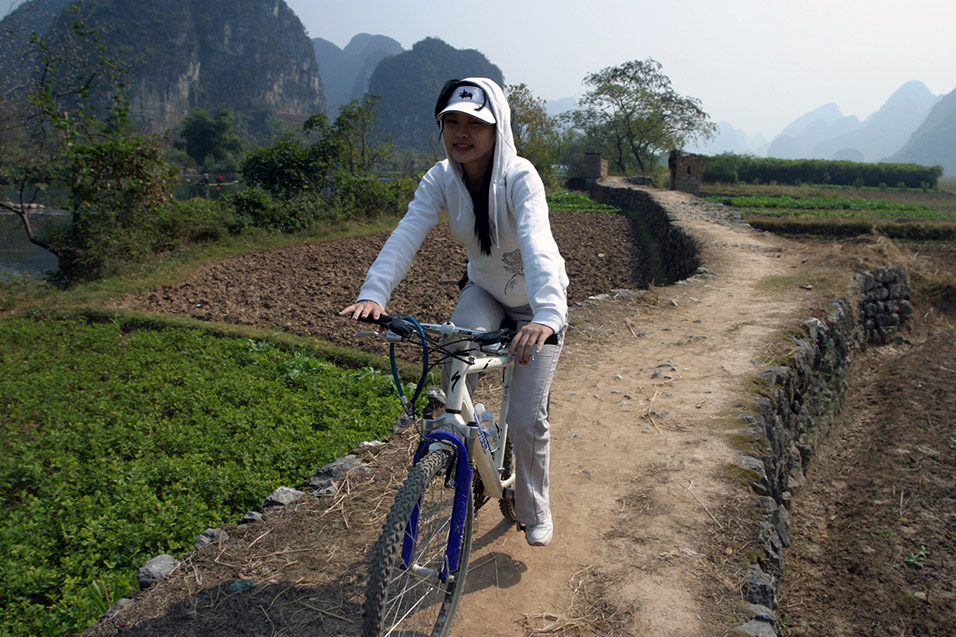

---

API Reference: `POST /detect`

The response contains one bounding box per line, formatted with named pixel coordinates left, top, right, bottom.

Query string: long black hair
left=435, top=79, right=495, bottom=256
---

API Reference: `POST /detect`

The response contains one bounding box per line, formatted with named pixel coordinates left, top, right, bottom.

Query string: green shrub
left=224, top=187, right=311, bottom=233
left=702, top=194, right=955, bottom=221
left=240, top=137, right=317, bottom=200
left=334, top=172, right=417, bottom=221
left=159, top=197, right=232, bottom=244
left=546, top=191, right=621, bottom=213
left=702, top=154, right=943, bottom=189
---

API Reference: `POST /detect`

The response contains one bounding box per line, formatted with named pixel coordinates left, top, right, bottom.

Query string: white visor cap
left=437, top=86, right=496, bottom=125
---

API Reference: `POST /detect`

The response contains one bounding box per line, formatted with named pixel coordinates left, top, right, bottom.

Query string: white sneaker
left=525, top=512, right=553, bottom=546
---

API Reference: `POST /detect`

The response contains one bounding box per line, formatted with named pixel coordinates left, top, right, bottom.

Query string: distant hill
left=367, top=37, right=504, bottom=151
left=811, top=81, right=939, bottom=162
left=687, top=122, right=769, bottom=156
left=760, top=82, right=943, bottom=168
left=546, top=96, right=577, bottom=117
left=0, top=0, right=324, bottom=133
left=766, top=103, right=862, bottom=159
left=888, top=85, right=956, bottom=175
left=313, top=33, right=403, bottom=116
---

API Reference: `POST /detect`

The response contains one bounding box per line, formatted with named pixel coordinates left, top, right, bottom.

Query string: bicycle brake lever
left=353, top=330, right=386, bottom=339
left=352, top=330, right=406, bottom=343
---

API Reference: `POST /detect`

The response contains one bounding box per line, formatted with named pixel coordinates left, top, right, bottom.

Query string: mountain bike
left=351, top=313, right=557, bottom=636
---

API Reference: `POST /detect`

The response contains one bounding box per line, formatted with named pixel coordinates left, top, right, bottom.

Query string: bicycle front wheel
left=363, top=449, right=474, bottom=637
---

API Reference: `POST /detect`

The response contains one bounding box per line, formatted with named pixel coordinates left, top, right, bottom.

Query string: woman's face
left=441, top=112, right=496, bottom=180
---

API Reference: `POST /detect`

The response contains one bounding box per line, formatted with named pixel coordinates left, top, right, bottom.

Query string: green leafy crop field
left=0, top=317, right=403, bottom=634
left=702, top=184, right=956, bottom=242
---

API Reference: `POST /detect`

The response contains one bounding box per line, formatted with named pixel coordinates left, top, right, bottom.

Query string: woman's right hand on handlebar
left=339, top=300, right=385, bottom=321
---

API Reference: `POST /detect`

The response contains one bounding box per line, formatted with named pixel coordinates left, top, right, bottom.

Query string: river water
left=0, top=210, right=69, bottom=275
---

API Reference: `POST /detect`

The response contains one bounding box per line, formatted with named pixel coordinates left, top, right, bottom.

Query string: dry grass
left=520, top=567, right=634, bottom=636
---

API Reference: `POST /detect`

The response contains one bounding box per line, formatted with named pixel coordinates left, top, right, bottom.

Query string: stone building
left=669, top=150, right=704, bottom=196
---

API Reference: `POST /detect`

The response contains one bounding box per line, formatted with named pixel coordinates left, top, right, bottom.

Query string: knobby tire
left=362, top=449, right=473, bottom=636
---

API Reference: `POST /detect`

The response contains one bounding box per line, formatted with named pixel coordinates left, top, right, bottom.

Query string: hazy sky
left=285, top=0, right=956, bottom=140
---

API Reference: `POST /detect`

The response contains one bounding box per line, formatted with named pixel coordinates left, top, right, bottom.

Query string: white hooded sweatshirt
left=356, top=78, right=569, bottom=333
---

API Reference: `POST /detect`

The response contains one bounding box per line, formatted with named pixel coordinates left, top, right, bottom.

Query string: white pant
left=447, top=282, right=563, bottom=526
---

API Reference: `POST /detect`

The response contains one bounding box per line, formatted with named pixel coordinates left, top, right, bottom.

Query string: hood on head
left=439, top=77, right=519, bottom=249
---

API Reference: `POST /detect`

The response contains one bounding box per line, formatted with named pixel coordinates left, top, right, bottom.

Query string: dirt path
left=89, top=183, right=862, bottom=636
left=450, top=186, right=823, bottom=635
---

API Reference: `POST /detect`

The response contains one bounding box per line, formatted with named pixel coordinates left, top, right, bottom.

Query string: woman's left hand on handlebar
left=510, top=323, right=555, bottom=366
left=339, top=300, right=385, bottom=321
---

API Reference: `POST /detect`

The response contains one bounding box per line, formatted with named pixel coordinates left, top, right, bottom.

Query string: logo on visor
left=458, top=89, right=474, bottom=100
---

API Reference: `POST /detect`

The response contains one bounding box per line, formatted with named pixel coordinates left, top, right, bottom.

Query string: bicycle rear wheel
left=363, top=449, right=473, bottom=636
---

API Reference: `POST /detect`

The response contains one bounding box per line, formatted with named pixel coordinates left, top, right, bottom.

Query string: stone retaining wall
left=588, top=182, right=701, bottom=284
left=731, top=266, right=911, bottom=636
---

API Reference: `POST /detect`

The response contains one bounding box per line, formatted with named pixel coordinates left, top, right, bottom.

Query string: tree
left=242, top=98, right=392, bottom=200
left=506, top=83, right=560, bottom=185
left=0, top=15, right=179, bottom=282
left=332, top=96, right=392, bottom=177
left=178, top=106, right=244, bottom=170
left=568, top=58, right=716, bottom=173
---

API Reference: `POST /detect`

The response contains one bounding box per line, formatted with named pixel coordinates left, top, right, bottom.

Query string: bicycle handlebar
left=347, top=312, right=557, bottom=420
left=354, top=313, right=558, bottom=346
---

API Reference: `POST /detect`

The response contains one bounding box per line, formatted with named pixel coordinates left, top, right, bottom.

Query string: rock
left=227, top=579, right=256, bottom=594
left=194, top=527, right=229, bottom=549
left=308, top=455, right=368, bottom=489
left=744, top=565, right=777, bottom=608
left=738, top=455, right=772, bottom=497
left=736, top=618, right=779, bottom=637
left=651, top=361, right=677, bottom=379
left=101, top=597, right=132, bottom=621
left=748, top=603, right=778, bottom=626
left=609, top=288, right=644, bottom=299
left=313, top=480, right=340, bottom=496
left=238, top=511, right=264, bottom=525
left=263, top=486, right=305, bottom=508
left=137, top=554, right=179, bottom=590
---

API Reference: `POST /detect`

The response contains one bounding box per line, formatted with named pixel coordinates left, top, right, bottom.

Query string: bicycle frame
left=421, top=325, right=516, bottom=497
left=371, top=320, right=517, bottom=580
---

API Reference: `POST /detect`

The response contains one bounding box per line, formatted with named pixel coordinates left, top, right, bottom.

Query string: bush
left=224, top=188, right=311, bottom=233
left=333, top=172, right=417, bottom=221
left=240, top=138, right=317, bottom=200
left=702, top=154, right=944, bottom=189
left=159, top=197, right=232, bottom=244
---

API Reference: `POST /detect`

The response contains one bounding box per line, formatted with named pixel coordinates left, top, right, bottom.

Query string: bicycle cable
left=389, top=315, right=429, bottom=418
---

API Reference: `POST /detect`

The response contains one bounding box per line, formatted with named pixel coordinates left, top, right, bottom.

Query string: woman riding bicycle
left=340, top=77, right=568, bottom=547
